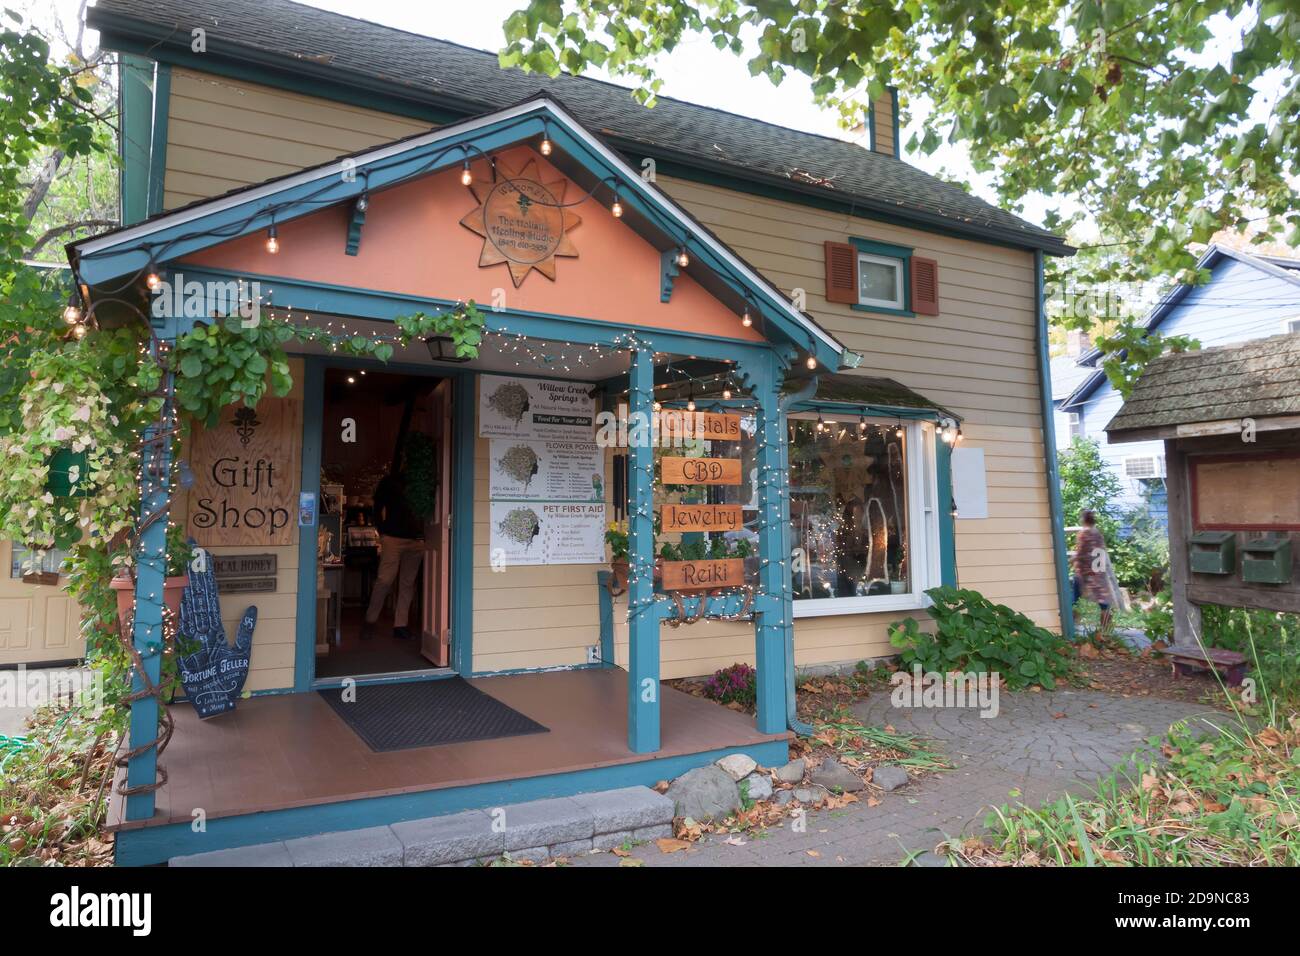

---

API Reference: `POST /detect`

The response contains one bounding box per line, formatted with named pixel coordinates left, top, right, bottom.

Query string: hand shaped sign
left=177, top=542, right=256, bottom=719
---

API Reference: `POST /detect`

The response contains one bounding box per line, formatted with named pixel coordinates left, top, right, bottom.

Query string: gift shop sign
left=188, top=397, right=302, bottom=547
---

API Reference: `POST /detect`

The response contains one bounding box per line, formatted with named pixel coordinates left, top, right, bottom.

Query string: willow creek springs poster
left=481, top=374, right=605, bottom=566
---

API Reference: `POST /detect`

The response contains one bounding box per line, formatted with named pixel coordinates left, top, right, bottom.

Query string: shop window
left=788, top=415, right=938, bottom=615
left=10, top=545, right=68, bottom=579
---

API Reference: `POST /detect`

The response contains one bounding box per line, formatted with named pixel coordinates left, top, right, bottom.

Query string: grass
left=953, top=715, right=1299, bottom=867
left=1, top=701, right=121, bottom=867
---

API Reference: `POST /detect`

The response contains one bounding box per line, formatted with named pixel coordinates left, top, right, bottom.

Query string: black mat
left=318, top=677, right=548, bottom=752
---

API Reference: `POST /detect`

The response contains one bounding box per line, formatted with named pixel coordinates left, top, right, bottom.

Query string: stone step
left=168, top=785, right=674, bottom=867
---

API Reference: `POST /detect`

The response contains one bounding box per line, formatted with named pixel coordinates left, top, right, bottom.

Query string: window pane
left=11, top=545, right=68, bottom=578
left=858, top=258, right=899, bottom=305
left=789, top=419, right=910, bottom=600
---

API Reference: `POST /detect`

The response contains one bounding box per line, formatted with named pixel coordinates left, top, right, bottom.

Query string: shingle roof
left=87, top=0, right=1070, bottom=254
left=1106, top=332, right=1300, bottom=435
left=784, top=372, right=960, bottom=419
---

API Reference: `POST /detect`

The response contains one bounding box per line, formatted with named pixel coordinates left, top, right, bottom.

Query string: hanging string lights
left=265, top=222, right=279, bottom=254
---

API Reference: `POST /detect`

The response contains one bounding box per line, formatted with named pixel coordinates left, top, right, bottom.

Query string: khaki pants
left=365, top=535, right=425, bottom=628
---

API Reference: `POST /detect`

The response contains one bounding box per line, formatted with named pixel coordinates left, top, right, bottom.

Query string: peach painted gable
left=184, top=146, right=764, bottom=343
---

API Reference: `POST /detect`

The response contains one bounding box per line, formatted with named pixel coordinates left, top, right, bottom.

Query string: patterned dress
left=1073, top=526, right=1112, bottom=606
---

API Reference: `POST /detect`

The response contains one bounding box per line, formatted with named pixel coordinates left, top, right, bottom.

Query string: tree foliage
left=501, top=1, right=1300, bottom=386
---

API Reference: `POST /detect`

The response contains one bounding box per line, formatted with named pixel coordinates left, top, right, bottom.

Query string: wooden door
left=421, top=379, right=454, bottom=666
left=0, top=541, right=84, bottom=666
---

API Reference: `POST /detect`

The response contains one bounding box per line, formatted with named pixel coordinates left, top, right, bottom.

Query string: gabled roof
left=67, top=95, right=846, bottom=366
left=86, top=0, right=1071, bottom=255
left=1106, top=332, right=1300, bottom=437
left=1058, top=243, right=1300, bottom=411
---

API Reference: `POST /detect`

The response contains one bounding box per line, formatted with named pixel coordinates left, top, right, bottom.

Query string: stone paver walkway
left=567, top=688, right=1230, bottom=867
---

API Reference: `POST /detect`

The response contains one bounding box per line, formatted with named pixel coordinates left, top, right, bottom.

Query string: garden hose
left=0, top=733, right=32, bottom=774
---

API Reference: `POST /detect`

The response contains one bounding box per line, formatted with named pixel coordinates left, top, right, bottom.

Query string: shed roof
left=1106, top=332, right=1300, bottom=437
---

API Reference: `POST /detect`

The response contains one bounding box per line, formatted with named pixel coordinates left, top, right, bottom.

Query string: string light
left=676, top=248, right=689, bottom=268
left=265, top=224, right=279, bottom=254
left=460, top=161, right=473, bottom=186
left=806, top=355, right=817, bottom=370
left=355, top=192, right=369, bottom=212
left=62, top=297, right=82, bottom=324
left=611, top=192, right=623, bottom=218
left=741, top=307, right=752, bottom=328
left=145, top=265, right=161, bottom=290
left=540, top=134, right=553, bottom=156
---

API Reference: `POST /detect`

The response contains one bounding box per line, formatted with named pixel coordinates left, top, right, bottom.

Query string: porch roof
left=785, top=372, right=962, bottom=422
left=67, top=95, right=847, bottom=369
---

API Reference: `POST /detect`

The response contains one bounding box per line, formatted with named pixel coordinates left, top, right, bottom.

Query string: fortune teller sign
left=177, top=541, right=257, bottom=719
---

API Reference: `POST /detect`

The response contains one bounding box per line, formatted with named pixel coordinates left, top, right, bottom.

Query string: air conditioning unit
left=1285, top=316, right=1300, bottom=334
left=1124, top=454, right=1165, bottom=479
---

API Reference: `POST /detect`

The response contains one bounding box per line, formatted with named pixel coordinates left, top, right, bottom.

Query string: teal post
left=293, top=359, right=324, bottom=691
left=626, top=346, right=660, bottom=752
left=936, top=437, right=957, bottom=587
left=125, top=361, right=174, bottom=821
left=750, top=350, right=788, bottom=735
left=119, top=55, right=154, bottom=226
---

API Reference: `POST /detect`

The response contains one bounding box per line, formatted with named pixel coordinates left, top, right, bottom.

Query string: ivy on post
left=626, top=345, right=660, bottom=753
left=745, top=349, right=789, bottom=736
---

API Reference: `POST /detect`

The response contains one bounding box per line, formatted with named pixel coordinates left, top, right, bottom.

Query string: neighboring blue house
left=1054, top=244, right=1300, bottom=525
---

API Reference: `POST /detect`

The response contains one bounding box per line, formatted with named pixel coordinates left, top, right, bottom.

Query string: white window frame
left=1284, top=316, right=1300, bottom=334
left=1067, top=411, right=1084, bottom=439
left=856, top=252, right=905, bottom=311
left=790, top=416, right=940, bottom=617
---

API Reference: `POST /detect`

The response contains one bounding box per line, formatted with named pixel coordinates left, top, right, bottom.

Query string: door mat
left=318, top=677, right=548, bottom=752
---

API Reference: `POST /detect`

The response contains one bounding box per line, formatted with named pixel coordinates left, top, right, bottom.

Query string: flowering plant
left=604, top=520, right=629, bottom=561
left=702, top=662, right=757, bottom=709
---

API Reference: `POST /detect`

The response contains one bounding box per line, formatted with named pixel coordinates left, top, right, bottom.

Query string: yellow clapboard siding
left=246, top=668, right=295, bottom=693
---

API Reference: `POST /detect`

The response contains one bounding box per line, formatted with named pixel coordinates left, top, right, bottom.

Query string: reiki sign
left=661, top=558, right=745, bottom=591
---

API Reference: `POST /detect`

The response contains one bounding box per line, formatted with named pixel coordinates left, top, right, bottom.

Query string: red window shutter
left=911, top=256, right=940, bottom=315
left=824, top=241, right=858, bottom=304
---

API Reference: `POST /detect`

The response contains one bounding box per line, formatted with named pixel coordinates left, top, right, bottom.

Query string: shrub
left=888, top=586, right=1075, bottom=690
left=1202, top=605, right=1300, bottom=706
left=702, top=662, right=757, bottom=709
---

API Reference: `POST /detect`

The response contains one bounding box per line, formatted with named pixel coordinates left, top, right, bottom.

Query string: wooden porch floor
left=109, top=668, right=788, bottom=832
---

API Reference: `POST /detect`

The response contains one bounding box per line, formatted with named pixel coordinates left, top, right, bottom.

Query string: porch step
left=168, top=786, right=674, bottom=867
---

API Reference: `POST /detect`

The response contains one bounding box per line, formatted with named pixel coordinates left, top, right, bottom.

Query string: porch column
left=626, top=345, right=660, bottom=752
left=751, top=351, right=789, bottom=735
left=125, top=377, right=174, bottom=821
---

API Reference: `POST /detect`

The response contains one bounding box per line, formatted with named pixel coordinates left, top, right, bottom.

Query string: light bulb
left=540, top=136, right=552, bottom=156
left=806, top=355, right=817, bottom=370
left=686, top=398, right=696, bottom=412
left=145, top=270, right=161, bottom=291
left=266, top=225, right=279, bottom=254
left=63, top=303, right=81, bottom=324
left=461, top=162, right=473, bottom=186
left=356, top=193, right=369, bottom=212
left=741, top=309, right=752, bottom=328
left=722, top=387, right=732, bottom=400
left=71, top=323, right=87, bottom=339
left=652, top=401, right=662, bottom=412
left=612, top=198, right=623, bottom=218
left=676, top=249, right=689, bottom=268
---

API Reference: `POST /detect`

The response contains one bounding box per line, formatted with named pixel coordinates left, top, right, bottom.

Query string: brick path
left=567, top=688, right=1230, bottom=867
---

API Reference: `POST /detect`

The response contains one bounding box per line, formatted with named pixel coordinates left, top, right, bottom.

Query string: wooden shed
left=1107, top=332, right=1300, bottom=646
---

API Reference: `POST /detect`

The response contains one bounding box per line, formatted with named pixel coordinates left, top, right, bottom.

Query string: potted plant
left=111, top=525, right=193, bottom=628
left=605, top=521, right=629, bottom=593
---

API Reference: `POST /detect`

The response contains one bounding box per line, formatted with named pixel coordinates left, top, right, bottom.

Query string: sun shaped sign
left=459, top=156, right=582, bottom=287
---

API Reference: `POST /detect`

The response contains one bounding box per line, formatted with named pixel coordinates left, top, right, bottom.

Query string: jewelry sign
left=460, top=156, right=581, bottom=287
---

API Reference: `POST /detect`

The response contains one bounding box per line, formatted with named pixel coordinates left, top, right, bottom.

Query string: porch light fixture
left=676, top=248, right=690, bottom=269
left=265, top=223, right=279, bottom=254
left=460, top=161, right=473, bottom=187
left=424, top=334, right=472, bottom=363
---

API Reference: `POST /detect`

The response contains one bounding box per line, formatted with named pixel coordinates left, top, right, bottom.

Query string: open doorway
left=314, top=367, right=454, bottom=679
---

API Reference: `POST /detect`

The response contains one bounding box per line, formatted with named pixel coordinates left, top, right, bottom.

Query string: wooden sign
left=660, top=503, right=743, bottom=532
left=1192, top=452, right=1300, bottom=530
left=187, top=397, right=302, bottom=547
left=662, top=558, right=745, bottom=591
left=657, top=411, right=742, bottom=442
left=459, top=157, right=581, bottom=287
left=661, top=456, right=742, bottom=486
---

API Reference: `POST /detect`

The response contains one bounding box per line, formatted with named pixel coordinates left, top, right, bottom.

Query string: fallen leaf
left=722, top=836, right=747, bottom=847
left=1051, top=712, right=1066, bottom=720
left=867, top=797, right=882, bottom=808
left=610, top=847, right=631, bottom=857
left=806, top=850, right=820, bottom=858
left=1256, top=727, right=1285, bottom=748
left=655, top=838, right=692, bottom=854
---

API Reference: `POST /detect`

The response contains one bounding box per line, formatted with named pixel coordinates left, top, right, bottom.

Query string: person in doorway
left=1073, top=509, right=1113, bottom=636
left=361, top=457, right=425, bottom=640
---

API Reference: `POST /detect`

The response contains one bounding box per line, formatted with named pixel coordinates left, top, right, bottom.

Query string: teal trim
left=470, top=662, right=607, bottom=678
left=890, top=87, right=901, bottom=160
left=293, top=358, right=324, bottom=691
left=659, top=248, right=679, bottom=302
left=1035, top=251, right=1074, bottom=638
left=119, top=55, right=153, bottom=226
left=791, top=401, right=950, bottom=422
left=779, top=377, right=817, bottom=737
left=113, top=738, right=789, bottom=866
left=313, top=670, right=457, bottom=689
left=865, top=98, right=877, bottom=154
left=746, top=349, right=790, bottom=736
left=849, top=236, right=913, bottom=315
left=935, top=437, right=957, bottom=588
left=596, top=571, right=615, bottom=666
left=451, top=373, right=475, bottom=674
left=626, top=347, right=659, bottom=752
left=146, top=63, right=171, bottom=216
